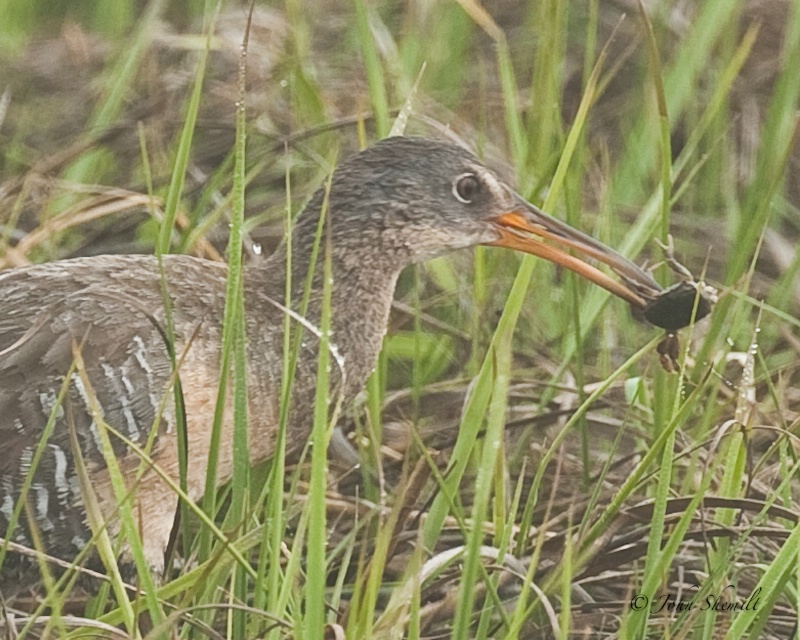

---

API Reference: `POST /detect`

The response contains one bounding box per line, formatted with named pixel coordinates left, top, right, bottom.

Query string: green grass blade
left=354, top=0, right=391, bottom=137
left=452, top=341, right=511, bottom=638
left=305, top=179, right=335, bottom=640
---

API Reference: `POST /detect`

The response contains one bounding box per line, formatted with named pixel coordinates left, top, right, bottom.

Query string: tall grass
left=1, top=0, right=799, bottom=638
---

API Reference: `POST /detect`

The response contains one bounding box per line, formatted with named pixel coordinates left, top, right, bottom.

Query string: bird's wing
left=0, top=259, right=189, bottom=583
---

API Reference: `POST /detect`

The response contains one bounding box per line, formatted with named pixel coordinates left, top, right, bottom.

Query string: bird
left=0, top=135, right=664, bottom=596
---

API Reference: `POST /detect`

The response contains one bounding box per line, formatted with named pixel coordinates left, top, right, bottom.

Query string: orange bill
left=486, top=196, right=663, bottom=309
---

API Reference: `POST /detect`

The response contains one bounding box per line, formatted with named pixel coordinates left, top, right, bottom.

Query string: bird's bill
left=487, top=197, right=663, bottom=309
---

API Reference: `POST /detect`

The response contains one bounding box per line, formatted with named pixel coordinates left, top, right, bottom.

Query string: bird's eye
left=453, top=173, right=481, bottom=204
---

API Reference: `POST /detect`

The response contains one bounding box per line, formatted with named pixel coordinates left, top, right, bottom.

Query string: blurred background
left=1, top=0, right=799, bottom=637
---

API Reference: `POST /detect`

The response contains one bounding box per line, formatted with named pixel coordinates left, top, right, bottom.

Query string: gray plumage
left=0, top=137, right=524, bottom=593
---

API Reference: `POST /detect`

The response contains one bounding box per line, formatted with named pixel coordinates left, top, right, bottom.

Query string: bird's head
left=306, top=136, right=662, bottom=310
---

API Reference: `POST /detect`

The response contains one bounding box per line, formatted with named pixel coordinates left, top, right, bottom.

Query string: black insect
left=643, top=281, right=715, bottom=330
left=641, top=236, right=718, bottom=331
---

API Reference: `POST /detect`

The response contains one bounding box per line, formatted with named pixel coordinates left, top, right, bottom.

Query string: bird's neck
left=246, top=235, right=403, bottom=398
